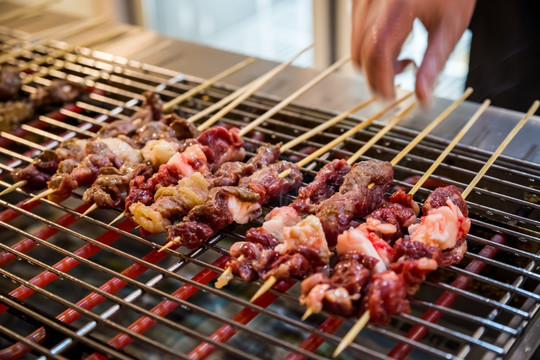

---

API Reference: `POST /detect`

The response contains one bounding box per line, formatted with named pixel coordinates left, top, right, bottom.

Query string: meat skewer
left=251, top=87, right=477, bottom=302
left=108, top=50, right=347, bottom=226
left=157, top=87, right=413, bottom=253
left=1, top=56, right=255, bottom=198
left=213, top=94, right=416, bottom=292
left=331, top=99, right=538, bottom=358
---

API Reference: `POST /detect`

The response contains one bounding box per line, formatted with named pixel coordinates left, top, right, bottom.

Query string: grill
left=0, top=27, right=539, bottom=360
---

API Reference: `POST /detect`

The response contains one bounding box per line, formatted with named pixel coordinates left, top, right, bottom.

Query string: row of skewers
left=1, top=49, right=538, bottom=358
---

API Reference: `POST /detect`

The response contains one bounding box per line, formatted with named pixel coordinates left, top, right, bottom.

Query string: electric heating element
left=0, top=28, right=539, bottom=360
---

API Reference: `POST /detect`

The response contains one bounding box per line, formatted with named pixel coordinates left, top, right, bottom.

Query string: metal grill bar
left=0, top=32, right=539, bottom=360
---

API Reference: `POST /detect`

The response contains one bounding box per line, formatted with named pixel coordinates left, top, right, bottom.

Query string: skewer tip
left=215, top=267, right=233, bottom=289
left=301, top=308, right=314, bottom=321
left=250, top=276, right=277, bottom=302
left=23, top=188, right=56, bottom=205
left=157, top=241, right=174, bottom=253
left=108, top=211, right=125, bottom=226
left=278, top=169, right=291, bottom=179
left=81, top=203, right=98, bottom=217
left=332, top=310, right=371, bottom=358
left=0, top=180, right=27, bottom=197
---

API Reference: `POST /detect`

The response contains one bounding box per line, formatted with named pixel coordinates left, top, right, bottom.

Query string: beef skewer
left=298, top=95, right=485, bottom=322
left=107, top=51, right=348, bottom=226
left=2, top=56, right=255, bottom=198
left=331, top=99, right=538, bottom=357
left=250, top=87, right=478, bottom=302
left=157, top=87, right=413, bottom=253
left=213, top=93, right=416, bottom=291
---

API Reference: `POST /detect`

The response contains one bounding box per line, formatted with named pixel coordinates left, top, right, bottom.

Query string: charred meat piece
left=300, top=252, right=377, bottom=317
left=82, top=162, right=153, bottom=209
left=366, top=189, right=417, bottom=243
left=0, top=66, right=22, bottom=101
left=291, top=159, right=351, bottom=215
left=48, top=141, right=123, bottom=203
left=316, top=160, right=394, bottom=247
left=12, top=138, right=87, bottom=191
left=0, top=101, right=34, bottom=131
left=29, top=80, right=85, bottom=108
left=167, top=161, right=302, bottom=249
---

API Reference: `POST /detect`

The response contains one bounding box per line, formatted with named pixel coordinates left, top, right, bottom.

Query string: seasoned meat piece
left=55, top=139, right=87, bottom=163
left=0, top=101, right=34, bottom=131
left=30, top=80, right=85, bottom=108
left=168, top=161, right=302, bottom=249
left=227, top=241, right=265, bottom=282
left=300, top=252, right=376, bottom=317
left=367, top=190, right=417, bottom=243
left=239, top=161, right=302, bottom=203
left=197, top=126, right=245, bottom=170
left=367, top=270, right=410, bottom=325
left=83, top=162, right=153, bottom=209
left=393, top=238, right=442, bottom=263
left=316, top=160, right=393, bottom=247
left=0, top=66, right=21, bottom=101
left=129, top=91, right=163, bottom=123
left=129, top=172, right=210, bottom=234
left=132, top=115, right=199, bottom=146
left=291, top=159, right=351, bottom=214
left=48, top=142, right=122, bottom=203
left=140, top=139, right=182, bottom=170
left=12, top=150, right=60, bottom=190
left=422, top=185, right=468, bottom=217
left=439, top=237, right=467, bottom=266
left=390, top=258, right=438, bottom=295
left=210, top=143, right=282, bottom=187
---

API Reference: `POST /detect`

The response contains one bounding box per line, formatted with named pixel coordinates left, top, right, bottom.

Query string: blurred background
left=6, top=0, right=471, bottom=101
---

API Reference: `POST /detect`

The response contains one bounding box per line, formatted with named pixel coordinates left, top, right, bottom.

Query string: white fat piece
left=336, top=227, right=387, bottom=273
left=141, top=139, right=181, bottom=168
left=227, top=196, right=260, bottom=224
left=262, top=206, right=301, bottom=243
left=100, top=138, right=142, bottom=164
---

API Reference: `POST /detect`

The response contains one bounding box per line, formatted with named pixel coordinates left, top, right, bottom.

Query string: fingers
left=415, top=26, right=459, bottom=107
left=351, top=1, right=415, bottom=101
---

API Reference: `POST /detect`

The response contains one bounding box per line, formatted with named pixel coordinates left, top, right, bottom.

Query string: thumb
left=416, top=28, right=458, bottom=107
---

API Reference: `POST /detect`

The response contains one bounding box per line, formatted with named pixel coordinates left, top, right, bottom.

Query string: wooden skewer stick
left=301, top=307, right=314, bottom=321
left=253, top=99, right=418, bottom=303
left=332, top=99, right=539, bottom=358
left=157, top=239, right=176, bottom=253
left=23, top=188, right=55, bottom=205
left=215, top=255, right=244, bottom=289
left=461, top=100, right=539, bottom=199
left=278, top=91, right=415, bottom=179
left=196, top=44, right=314, bottom=131
left=238, top=56, right=351, bottom=137
left=163, top=57, right=256, bottom=110
left=108, top=211, right=126, bottom=226
left=409, top=99, right=491, bottom=196
left=250, top=276, right=277, bottom=302
left=332, top=310, right=370, bottom=358
left=0, top=0, right=58, bottom=23
left=0, top=180, right=27, bottom=197
left=81, top=203, right=99, bottom=217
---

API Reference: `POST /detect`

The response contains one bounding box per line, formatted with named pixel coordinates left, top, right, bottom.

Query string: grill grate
left=0, top=29, right=539, bottom=360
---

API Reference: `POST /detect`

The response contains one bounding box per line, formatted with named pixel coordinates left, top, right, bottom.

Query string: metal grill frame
left=0, top=29, right=539, bottom=360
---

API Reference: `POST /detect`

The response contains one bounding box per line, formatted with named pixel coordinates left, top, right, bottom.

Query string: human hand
left=351, top=0, right=476, bottom=106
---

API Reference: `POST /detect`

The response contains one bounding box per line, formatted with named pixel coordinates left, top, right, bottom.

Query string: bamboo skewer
left=163, top=57, right=256, bottom=110
left=237, top=56, right=351, bottom=137
left=11, top=57, right=256, bottom=207
left=214, top=96, right=380, bottom=288
left=332, top=99, right=538, bottom=358
left=196, top=44, right=314, bottom=131
left=278, top=91, right=414, bottom=179
left=298, top=92, right=479, bottom=323
left=250, top=98, right=418, bottom=303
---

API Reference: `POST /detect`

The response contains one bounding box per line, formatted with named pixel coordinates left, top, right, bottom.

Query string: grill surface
left=0, top=29, right=539, bottom=360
